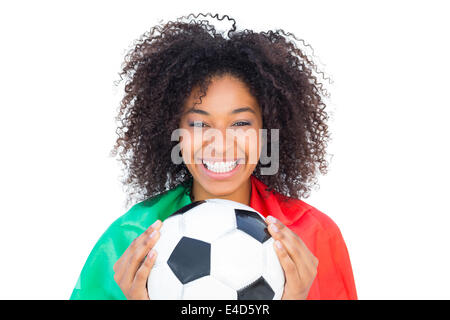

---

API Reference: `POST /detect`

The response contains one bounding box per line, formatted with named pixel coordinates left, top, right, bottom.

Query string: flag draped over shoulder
left=70, top=175, right=357, bottom=300
left=249, top=175, right=357, bottom=299
left=69, top=182, right=191, bottom=300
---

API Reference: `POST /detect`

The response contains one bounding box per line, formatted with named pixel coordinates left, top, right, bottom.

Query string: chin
left=199, top=181, right=240, bottom=197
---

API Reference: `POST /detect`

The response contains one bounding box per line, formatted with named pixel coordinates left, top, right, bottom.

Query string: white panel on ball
left=211, top=229, right=263, bottom=290
left=207, top=198, right=256, bottom=212
left=147, top=263, right=183, bottom=299
left=262, top=239, right=285, bottom=299
left=182, top=202, right=236, bottom=243
left=152, top=214, right=183, bottom=268
left=182, top=275, right=237, bottom=300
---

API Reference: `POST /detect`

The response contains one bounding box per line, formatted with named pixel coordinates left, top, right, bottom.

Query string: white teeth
left=202, top=160, right=238, bottom=173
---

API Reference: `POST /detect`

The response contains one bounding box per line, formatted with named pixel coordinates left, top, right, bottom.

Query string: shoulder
left=303, top=204, right=341, bottom=237
left=277, top=194, right=343, bottom=241
left=114, top=182, right=187, bottom=226
left=89, top=191, right=165, bottom=249
left=112, top=195, right=162, bottom=230
left=84, top=190, right=171, bottom=262
left=106, top=182, right=190, bottom=238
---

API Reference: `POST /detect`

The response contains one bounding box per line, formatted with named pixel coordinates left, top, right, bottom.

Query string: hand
left=265, top=216, right=319, bottom=300
left=113, top=219, right=162, bottom=300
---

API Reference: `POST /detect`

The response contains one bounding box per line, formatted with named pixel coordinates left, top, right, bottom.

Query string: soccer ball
left=147, top=198, right=285, bottom=300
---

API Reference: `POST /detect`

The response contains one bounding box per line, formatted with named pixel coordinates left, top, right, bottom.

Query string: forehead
left=182, top=75, right=260, bottom=115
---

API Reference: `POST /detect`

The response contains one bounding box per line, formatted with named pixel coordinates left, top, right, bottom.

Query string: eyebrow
left=186, top=106, right=256, bottom=116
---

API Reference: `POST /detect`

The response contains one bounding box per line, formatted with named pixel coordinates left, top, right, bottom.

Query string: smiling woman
left=70, top=12, right=357, bottom=300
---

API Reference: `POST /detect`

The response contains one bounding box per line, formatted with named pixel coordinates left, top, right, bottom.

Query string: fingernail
left=270, top=223, right=279, bottom=233
left=275, top=240, right=283, bottom=249
left=148, top=249, right=155, bottom=259
left=267, top=215, right=277, bottom=224
left=149, top=229, right=157, bottom=238
left=152, top=220, right=161, bottom=228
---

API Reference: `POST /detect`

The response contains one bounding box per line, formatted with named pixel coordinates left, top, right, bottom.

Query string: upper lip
left=200, top=158, right=243, bottom=163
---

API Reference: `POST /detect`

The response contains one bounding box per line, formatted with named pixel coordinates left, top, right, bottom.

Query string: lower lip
left=198, top=161, right=243, bottom=180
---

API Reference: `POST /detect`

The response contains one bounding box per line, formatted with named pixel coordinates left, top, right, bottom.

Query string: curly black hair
left=109, top=13, right=332, bottom=209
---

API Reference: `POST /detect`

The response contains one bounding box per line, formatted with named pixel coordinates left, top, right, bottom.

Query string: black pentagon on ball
left=235, top=209, right=271, bottom=243
left=167, top=236, right=211, bottom=284
left=170, top=200, right=206, bottom=217
left=237, top=276, right=275, bottom=300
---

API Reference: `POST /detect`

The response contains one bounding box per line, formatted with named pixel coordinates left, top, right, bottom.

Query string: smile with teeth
left=202, top=160, right=239, bottom=173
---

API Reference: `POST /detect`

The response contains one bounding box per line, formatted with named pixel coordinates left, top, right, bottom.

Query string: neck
left=190, top=178, right=252, bottom=207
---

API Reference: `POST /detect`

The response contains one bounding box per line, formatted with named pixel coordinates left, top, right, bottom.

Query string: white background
left=0, top=0, right=449, bottom=299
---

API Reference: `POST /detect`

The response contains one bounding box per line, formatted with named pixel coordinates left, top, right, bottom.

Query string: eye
left=188, top=121, right=208, bottom=128
left=233, top=121, right=251, bottom=127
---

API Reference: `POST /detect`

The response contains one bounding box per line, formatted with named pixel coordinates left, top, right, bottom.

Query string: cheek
left=180, top=130, right=204, bottom=164
left=247, top=138, right=261, bottom=166
left=237, top=128, right=261, bottom=166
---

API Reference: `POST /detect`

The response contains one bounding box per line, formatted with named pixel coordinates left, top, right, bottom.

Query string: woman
left=70, top=13, right=357, bottom=300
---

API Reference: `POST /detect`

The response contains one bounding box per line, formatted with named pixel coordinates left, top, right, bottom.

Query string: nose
left=201, top=127, right=239, bottom=160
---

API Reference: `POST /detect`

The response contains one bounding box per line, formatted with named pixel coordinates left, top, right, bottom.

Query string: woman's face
left=179, top=75, right=263, bottom=198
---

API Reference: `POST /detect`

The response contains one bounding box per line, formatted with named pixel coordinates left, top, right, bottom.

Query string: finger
left=113, top=255, right=127, bottom=283
left=267, top=221, right=305, bottom=269
left=133, top=249, right=158, bottom=298
left=113, top=220, right=162, bottom=282
left=114, top=221, right=161, bottom=270
left=265, top=216, right=303, bottom=246
left=122, top=226, right=161, bottom=286
left=273, top=240, right=302, bottom=290
left=141, top=220, right=163, bottom=238
left=266, top=220, right=319, bottom=285
left=266, top=216, right=314, bottom=270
